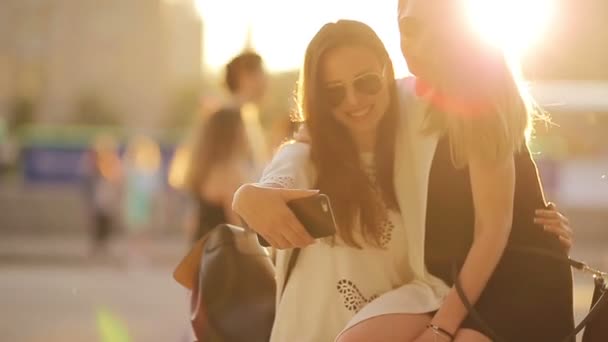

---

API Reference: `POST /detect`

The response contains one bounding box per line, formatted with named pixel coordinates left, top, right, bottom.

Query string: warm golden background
left=0, top=1, right=606, bottom=341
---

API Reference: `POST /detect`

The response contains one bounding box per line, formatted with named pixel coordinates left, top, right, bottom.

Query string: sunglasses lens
left=325, top=86, right=346, bottom=107
left=354, top=74, right=383, bottom=95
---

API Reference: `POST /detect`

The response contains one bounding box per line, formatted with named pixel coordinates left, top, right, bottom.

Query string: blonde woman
left=341, top=1, right=575, bottom=341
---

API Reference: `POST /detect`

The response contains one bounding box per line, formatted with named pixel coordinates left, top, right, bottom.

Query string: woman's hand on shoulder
left=232, top=183, right=317, bottom=249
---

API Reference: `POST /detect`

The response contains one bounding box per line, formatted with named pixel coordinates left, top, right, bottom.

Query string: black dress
left=425, top=135, right=575, bottom=341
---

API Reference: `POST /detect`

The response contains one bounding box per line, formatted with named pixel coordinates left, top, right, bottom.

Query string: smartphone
left=257, top=194, right=337, bottom=247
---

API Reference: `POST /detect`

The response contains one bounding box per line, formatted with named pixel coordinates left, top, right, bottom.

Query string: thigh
left=454, top=328, right=491, bottom=342
left=336, top=313, right=431, bottom=342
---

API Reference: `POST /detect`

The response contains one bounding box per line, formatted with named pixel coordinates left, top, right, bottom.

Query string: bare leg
left=454, top=328, right=492, bottom=342
left=336, top=313, right=432, bottom=342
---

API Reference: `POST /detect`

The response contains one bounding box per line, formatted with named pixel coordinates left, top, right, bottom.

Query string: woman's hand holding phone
left=232, top=183, right=318, bottom=249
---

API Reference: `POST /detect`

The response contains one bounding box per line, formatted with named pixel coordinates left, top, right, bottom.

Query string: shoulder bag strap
left=451, top=248, right=608, bottom=342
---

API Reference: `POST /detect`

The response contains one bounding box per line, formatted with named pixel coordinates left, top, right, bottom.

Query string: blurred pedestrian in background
left=122, top=135, right=162, bottom=266
left=82, top=134, right=123, bottom=258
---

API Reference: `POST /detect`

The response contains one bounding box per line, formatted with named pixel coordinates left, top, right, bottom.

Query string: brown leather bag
left=174, top=224, right=297, bottom=342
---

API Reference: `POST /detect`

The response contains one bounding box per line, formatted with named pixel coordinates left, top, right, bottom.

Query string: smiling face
left=398, top=0, right=478, bottom=88
left=319, top=45, right=390, bottom=147
left=398, top=0, right=445, bottom=82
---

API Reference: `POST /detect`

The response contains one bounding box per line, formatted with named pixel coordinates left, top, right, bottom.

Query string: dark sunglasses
left=324, top=67, right=386, bottom=107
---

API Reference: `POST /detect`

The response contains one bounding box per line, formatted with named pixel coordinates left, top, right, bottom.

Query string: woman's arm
left=429, top=155, right=516, bottom=335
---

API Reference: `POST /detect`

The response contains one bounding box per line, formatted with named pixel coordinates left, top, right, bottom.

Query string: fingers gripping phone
left=257, top=194, right=337, bottom=247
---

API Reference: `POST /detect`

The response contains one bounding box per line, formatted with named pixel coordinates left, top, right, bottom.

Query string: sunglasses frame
left=324, top=65, right=387, bottom=107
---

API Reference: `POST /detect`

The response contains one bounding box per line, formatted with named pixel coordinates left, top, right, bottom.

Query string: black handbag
left=174, top=224, right=300, bottom=342
left=452, top=249, right=608, bottom=342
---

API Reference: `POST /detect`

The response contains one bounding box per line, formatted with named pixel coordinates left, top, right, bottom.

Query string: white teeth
left=349, top=106, right=371, bottom=118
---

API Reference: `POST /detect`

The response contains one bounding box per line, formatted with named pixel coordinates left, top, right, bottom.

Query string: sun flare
left=465, top=0, right=555, bottom=58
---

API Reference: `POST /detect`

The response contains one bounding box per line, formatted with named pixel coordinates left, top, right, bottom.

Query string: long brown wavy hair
left=293, top=20, right=400, bottom=248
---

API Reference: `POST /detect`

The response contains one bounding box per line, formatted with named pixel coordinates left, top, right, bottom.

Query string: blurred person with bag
left=173, top=107, right=268, bottom=342
left=171, top=51, right=272, bottom=342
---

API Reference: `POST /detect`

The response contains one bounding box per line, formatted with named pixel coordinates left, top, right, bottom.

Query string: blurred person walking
left=82, top=134, right=123, bottom=258
left=179, top=51, right=271, bottom=242
left=122, top=135, right=162, bottom=266
left=174, top=55, right=272, bottom=340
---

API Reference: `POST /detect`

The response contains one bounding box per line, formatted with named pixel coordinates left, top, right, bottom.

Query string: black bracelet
left=427, top=323, right=455, bottom=341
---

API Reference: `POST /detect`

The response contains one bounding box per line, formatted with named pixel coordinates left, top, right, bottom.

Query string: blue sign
left=23, top=146, right=87, bottom=183
left=22, top=145, right=176, bottom=185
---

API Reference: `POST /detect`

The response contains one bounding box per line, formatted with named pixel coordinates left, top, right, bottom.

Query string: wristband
left=427, top=323, right=455, bottom=341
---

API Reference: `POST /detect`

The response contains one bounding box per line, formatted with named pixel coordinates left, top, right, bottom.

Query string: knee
left=335, top=327, right=363, bottom=342
left=454, top=329, right=491, bottom=342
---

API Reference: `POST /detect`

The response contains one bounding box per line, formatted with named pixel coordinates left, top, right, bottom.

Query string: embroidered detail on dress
left=362, top=162, right=395, bottom=248
left=260, top=175, right=295, bottom=188
left=337, top=279, right=379, bottom=313
left=379, top=218, right=395, bottom=248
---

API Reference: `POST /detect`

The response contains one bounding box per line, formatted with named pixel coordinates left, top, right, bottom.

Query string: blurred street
left=0, top=234, right=191, bottom=342
left=0, top=233, right=605, bottom=342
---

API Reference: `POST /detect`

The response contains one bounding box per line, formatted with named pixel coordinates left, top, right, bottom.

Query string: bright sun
left=465, top=0, right=556, bottom=58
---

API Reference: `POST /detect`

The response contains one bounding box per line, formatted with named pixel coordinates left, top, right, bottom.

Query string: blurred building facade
left=0, top=0, right=203, bottom=130
left=522, top=0, right=608, bottom=81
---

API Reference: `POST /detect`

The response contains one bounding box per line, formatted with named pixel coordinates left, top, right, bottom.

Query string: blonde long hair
left=398, top=0, right=536, bottom=167
left=423, top=38, right=533, bottom=168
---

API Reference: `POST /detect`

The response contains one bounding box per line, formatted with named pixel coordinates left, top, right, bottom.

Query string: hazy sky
left=195, top=0, right=555, bottom=76
left=195, top=0, right=406, bottom=74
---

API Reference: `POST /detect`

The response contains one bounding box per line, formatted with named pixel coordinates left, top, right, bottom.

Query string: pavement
left=0, top=233, right=605, bottom=342
left=0, top=233, right=189, bottom=267
left=0, top=233, right=192, bottom=342
left=0, top=263, right=191, bottom=342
